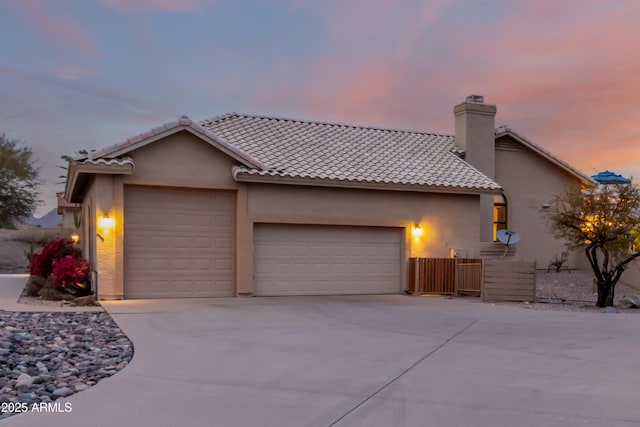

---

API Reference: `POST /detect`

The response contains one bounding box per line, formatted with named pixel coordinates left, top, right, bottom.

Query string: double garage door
left=254, top=224, right=402, bottom=296
left=123, top=186, right=402, bottom=298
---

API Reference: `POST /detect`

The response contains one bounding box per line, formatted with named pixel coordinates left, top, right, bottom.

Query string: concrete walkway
left=2, top=276, right=640, bottom=426
left=0, top=274, right=102, bottom=313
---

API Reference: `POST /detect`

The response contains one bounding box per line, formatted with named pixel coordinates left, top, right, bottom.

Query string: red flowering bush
left=29, top=238, right=73, bottom=277
left=51, top=255, right=89, bottom=287
left=27, top=238, right=92, bottom=299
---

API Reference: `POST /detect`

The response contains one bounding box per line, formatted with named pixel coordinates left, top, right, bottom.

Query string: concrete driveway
left=3, top=294, right=640, bottom=427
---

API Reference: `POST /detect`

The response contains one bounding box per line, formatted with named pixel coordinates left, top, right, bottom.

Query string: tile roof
left=79, top=158, right=135, bottom=167
left=199, top=113, right=501, bottom=192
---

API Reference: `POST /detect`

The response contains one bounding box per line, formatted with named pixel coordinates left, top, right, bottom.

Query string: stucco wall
left=85, top=175, right=120, bottom=299
left=60, top=208, right=80, bottom=229
left=494, top=135, right=583, bottom=268
left=245, top=183, right=479, bottom=256
left=118, top=131, right=240, bottom=190
left=107, top=131, right=243, bottom=298
left=239, top=184, right=481, bottom=294
left=80, top=130, right=483, bottom=298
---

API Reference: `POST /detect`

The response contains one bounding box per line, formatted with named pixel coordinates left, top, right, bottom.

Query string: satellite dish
left=497, top=229, right=521, bottom=246
left=497, top=230, right=520, bottom=259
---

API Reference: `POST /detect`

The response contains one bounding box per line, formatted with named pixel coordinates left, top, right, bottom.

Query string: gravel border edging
left=0, top=310, right=134, bottom=419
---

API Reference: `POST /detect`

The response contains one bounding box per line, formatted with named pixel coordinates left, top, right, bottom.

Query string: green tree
left=546, top=182, right=640, bottom=307
left=0, top=134, right=41, bottom=228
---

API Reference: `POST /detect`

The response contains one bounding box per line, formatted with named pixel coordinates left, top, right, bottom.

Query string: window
left=493, top=194, right=507, bottom=241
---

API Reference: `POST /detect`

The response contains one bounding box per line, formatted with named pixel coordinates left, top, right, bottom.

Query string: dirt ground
left=0, top=229, right=32, bottom=273
left=518, top=269, right=640, bottom=312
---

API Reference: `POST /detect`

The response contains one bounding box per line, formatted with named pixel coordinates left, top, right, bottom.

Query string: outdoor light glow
left=412, top=225, right=424, bottom=238
left=98, top=214, right=115, bottom=229
left=70, top=233, right=79, bottom=244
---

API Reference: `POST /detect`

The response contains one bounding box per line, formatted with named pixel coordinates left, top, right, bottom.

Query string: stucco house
left=63, top=95, right=593, bottom=299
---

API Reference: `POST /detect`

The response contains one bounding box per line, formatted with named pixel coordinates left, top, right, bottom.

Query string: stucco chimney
left=454, top=95, right=497, bottom=179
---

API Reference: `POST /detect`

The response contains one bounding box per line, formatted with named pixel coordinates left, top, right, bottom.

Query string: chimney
left=454, top=95, right=497, bottom=179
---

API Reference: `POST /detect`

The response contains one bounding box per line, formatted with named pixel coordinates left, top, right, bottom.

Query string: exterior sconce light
left=97, top=213, right=115, bottom=242
left=412, top=224, right=424, bottom=238
left=70, top=232, right=80, bottom=244
left=98, top=214, right=115, bottom=230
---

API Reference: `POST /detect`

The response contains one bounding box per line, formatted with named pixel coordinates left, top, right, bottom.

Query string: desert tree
left=546, top=182, right=640, bottom=307
left=0, top=134, right=41, bottom=228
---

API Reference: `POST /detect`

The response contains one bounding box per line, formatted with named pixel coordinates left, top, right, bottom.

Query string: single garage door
left=254, top=224, right=402, bottom=296
left=124, top=186, right=235, bottom=298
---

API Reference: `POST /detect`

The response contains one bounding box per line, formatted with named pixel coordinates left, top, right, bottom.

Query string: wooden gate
left=407, top=258, right=483, bottom=295
left=481, top=260, right=536, bottom=302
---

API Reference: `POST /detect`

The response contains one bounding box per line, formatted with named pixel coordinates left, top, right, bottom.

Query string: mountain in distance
left=22, top=208, right=63, bottom=227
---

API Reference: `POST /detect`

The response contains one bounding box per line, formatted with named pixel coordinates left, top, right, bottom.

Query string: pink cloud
left=102, top=0, right=209, bottom=14
left=10, top=0, right=100, bottom=61
left=465, top=1, right=640, bottom=175
left=250, top=0, right=459, bottom=127
left=252, top=1, right=640, bottom=179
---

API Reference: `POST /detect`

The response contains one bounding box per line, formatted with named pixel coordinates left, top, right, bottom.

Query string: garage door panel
left=254, top=224, right=401, bottom=296
left=214, top=237, right=232, bottom=248
left=124, top=186, right=235, bottom=298
left=190, top=214, right=210, bottom=226
left=192, top=259, right=212, bottom=270
left=169, top=258, right=191, bottom=270
left=173, top=237, right=190, bottom=248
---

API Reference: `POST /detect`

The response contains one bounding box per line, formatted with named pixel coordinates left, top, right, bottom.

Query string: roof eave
left=232, top=171, right=501, bottom=195
left=56, top=192, right=80, bottom=214
left=64, top=161, right=135, bottom=203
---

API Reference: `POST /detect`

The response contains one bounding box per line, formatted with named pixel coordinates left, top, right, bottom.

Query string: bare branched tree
left=546, top=183, right=640, bottom=307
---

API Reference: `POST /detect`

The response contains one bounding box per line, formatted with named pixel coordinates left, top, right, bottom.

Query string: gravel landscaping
left=502, top=268, right=640, bottom=312
left=0, top=311, right=133, bottom=419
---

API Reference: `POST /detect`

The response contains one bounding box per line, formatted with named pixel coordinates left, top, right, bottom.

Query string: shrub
left=29, top=238, right=78, bottom=277
left=51, top=255, right=89, bottom=287
left=27, top=238, right=92, bottom=299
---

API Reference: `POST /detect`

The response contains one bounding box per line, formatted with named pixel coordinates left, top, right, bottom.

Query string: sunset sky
left=1, top=0, right=639, bottom=216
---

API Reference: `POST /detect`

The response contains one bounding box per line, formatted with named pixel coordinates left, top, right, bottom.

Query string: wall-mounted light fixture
left=98, top=213, right=115, bottom=230
left=70, top=232, right=80, bottom=244
left=411, top=224, right=424, bottom=238
left=97, top=213, right=115, bottom=242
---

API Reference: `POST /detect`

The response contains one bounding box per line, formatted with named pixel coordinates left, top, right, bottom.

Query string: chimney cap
left=465, top=95, right=485, bottom=103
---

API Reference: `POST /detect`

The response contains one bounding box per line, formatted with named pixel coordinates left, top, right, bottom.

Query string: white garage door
left=124, top=186, right=235, bottom=298
left=254, top=224, right=402, bottom=296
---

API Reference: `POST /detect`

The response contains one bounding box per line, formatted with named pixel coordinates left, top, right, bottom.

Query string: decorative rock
left=15, top=373, right=33, bottom=388
left=603, top=306, right=618, bottom=313
left=52, top=387, right=74, bottom=398
left=73, top=383, right=90, bottom=392
left=0, top=311, right=133, bottom=420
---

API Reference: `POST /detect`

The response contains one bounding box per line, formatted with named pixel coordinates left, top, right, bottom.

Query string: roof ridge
left=200, top=112, right=454, bottom=138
